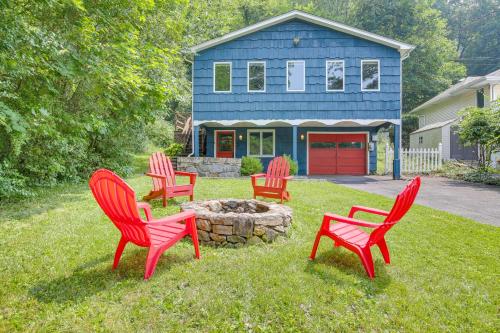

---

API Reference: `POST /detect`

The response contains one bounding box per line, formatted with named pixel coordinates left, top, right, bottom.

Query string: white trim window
left=213, top=62, right=232, bottom=93
left=361, top=60, right=380, bottom=91
left=418, top=115, right=426, bottom=128
left=247, top=129, right=275, bottom=157
left=248, top=61, right=266, bottom=92
left=286, top=60, right=305, bottom=92
left=326, top=60, right=344, bottom=91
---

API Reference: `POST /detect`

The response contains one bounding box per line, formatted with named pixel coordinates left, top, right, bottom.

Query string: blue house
left=190, top=10, right=414, bottom=178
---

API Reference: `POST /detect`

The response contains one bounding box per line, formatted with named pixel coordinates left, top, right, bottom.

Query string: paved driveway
left=328, top=175, right=500, bottom=227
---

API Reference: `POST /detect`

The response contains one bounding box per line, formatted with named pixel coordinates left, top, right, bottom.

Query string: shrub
left=0, top=161, right=32, bottom=199
left=282, top=154, right=298, bottom=175
left=240, top=156, right=263, bottom=176
left=165, top=143, right=184, bottom=157
left=146, top=120, right=174, bottom=148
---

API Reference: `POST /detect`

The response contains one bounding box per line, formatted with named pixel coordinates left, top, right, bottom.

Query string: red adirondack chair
left=89, top=169, right=200, bottom=280
left=143, top=152, right=197, bottom=207
left=251, top=156, right=293, bottom=203
left=309, top=177, right=421, bottom=278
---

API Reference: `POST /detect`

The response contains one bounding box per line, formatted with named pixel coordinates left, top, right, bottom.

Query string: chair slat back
left=264, top=156, right=290, bottom=188
left=89, top=169, right=151, bottom=246
left=369, top=177, right=421, bottom=245
left=150, top=152, right=176, bottom=190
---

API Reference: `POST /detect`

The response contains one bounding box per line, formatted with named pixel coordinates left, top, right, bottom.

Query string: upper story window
left=213, top=62, right=231, bottom=93
left=361, top=60, right=380, bottom=91
left=418, top=115, right=426, bottom=128
left=287, top=60, right=305, bottom=92
left=247, top=129, right=275, bottom=157
left=326, top=60, right=344, bottom=91
left=248, top=61, right=266, bottom=92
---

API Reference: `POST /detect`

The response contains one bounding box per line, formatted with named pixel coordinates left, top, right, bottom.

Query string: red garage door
left=308, top=133, right=367, bottom=175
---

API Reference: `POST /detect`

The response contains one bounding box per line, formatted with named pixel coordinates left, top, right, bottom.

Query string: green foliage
left=438, top=160, right=500, bottom=186
left=457, top=100, right=500, bottom=167
left=0, top=161, right=31, bottom=199
left=282, top=154, right=298, bottom=175
left=0, top=0, right=189, bottom=199
left=402, top=114, right=420, bottom=148
left=436, top=0, right=500, bottom=75
left=165, top=143, right=184, bottom=157
left=147, top=120, right=174, bottom=149
left=240, top=156, right=263, bottom=175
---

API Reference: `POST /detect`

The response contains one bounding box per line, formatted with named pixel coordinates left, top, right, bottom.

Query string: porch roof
left=194, top=119, right=400, bottom=127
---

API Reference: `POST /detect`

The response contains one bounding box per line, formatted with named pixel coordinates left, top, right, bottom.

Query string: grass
left=0, top=159, right=498, bottom=332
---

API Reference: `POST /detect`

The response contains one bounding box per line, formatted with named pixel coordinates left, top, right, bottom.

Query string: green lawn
left=0, top=167, right=498, bottom=331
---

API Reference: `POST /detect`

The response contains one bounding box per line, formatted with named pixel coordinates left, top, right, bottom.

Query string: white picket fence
left=385, top=143, right=442, bottom=174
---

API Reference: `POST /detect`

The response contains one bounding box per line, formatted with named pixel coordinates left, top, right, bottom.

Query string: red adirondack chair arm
left=174, top=171, right=197, bottom=184
left=348, top=205, right=390, bottom=218
left=137, top=202, right=153, bottom=221
left=250, top=173, right=266, bottom=178
left=145, top=210, right=196, bottom=225
left=282, top=176, right=294, bottom=180
left=323, top=213, right=383, bottom=228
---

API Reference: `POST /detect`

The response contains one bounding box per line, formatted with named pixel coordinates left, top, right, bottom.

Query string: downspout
left=187, top=57, right=195, bottom=157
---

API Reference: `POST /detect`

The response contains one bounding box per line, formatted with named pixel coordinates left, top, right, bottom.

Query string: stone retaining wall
left=177, top=157, right=241, bottom=177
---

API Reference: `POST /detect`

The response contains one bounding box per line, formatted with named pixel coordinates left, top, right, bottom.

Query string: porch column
left=292, top=125, right=298, bottom=161
left=193, top=125, right=199, bottom=157
left=393, top=124, right=401, bottom=179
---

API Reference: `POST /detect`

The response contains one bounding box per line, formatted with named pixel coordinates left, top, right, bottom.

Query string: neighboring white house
left=409, top=69, right=500, bottom=161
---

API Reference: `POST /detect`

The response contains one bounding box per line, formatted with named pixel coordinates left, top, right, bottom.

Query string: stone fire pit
left=180, top=199, right=292, bottom=247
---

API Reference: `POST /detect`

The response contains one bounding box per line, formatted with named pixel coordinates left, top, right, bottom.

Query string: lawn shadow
left=0, top=183, right=90, bottom=221
left=29, top=249, right=189, bottom=304
left=305, top=248, right=391, bottom=295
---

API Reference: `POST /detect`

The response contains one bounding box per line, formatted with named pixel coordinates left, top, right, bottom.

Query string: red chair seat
left=147, top=222, right=187, bottom=246
left=329, top=223, right=369, bottom=247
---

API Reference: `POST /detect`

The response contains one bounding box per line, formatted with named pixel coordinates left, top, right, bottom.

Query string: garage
left=308, top=133, right=367, bottom=175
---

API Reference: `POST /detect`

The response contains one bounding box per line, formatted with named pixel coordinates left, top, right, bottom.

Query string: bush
left=437, top=161, right=500, bottom=186
left=282, top=154, right=298, bottom=175
left=146, top=120, right=174, bottom=148
left=240, top=156, right=263, bottom=176
left=0, top=161, right=32, bottom=200
left=165, top=143, right=184, bottom=157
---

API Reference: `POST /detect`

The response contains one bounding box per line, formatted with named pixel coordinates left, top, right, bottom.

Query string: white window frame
left=361, top=59, right=380, bottom=92
left=247, top=61, right=266, bottom=93
left=325, top=60, right=345, bottom=92
left=247, top=129, right=275, bottom=157
left=418, top=115, right=426, bottom=128
left=213, top=62, right=232, bottom=93
left=286, top=60, right=305, bottom=92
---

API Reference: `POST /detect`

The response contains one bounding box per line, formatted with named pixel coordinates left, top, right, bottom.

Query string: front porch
left=191, top=123, right=402, bottom=178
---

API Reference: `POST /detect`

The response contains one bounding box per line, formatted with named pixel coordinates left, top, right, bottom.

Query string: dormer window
left=361, top=60, right=380, bottom=91
left=287, top=60, right=305, bottom=92
left=214, top=62, right=231, bottom=93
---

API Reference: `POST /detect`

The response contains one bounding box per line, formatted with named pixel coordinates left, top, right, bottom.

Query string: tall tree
left=436, top=0, right=500, bottom=75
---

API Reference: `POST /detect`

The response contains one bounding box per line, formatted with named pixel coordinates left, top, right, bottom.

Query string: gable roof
left=191, top=10, right=415, bottom=58
left=410, top=68, right=500, bottom=114
left=411, top=119, right=456, bottom=134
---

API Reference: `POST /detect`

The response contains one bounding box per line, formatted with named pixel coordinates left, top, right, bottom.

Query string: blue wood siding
left=193, top=19, right=401, bottom=122
left=205, top=127, right=379, bottom=175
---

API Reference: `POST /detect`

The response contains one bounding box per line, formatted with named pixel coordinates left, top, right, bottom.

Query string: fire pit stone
left=180, top=199, right=292, bottom=247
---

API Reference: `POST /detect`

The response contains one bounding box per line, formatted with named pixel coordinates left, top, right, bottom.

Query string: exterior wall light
left=300, top=133, right=305, bottom=140
left=238, top=134, right=243, bottom=141
left=293, top=37, right=300, bottom=46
